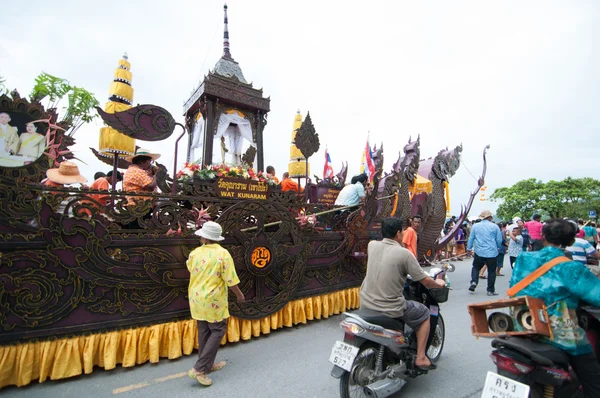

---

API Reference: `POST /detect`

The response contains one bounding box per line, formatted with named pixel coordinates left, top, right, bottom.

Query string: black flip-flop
left=416, top=363, right=437, bottom=371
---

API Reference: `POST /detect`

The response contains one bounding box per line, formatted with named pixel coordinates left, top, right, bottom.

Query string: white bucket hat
left=194, top=221, right=225, bottom=241
left=125, top=148, right=161, bottom=163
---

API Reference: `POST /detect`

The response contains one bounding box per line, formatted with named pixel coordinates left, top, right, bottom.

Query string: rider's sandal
left=416, top=362, right=437, bottom=371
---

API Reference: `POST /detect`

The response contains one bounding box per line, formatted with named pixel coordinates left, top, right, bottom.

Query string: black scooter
left=329, top=264, right=453, bottom=398
left=488, top=305, right=600, bottom=398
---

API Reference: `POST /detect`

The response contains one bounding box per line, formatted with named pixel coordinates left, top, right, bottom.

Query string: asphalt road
left=1, top=258, right=512, bottom=398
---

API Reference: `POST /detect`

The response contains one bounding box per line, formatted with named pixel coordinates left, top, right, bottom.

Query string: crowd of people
left=462, top=210, right=600, bottom=296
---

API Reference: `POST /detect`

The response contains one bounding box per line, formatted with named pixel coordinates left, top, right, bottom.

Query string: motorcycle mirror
left=444, top=263, right=456, bottom=273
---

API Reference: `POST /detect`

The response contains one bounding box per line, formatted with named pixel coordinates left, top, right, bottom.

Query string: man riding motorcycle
left=509, top=218, right=600, bottom=397
left=359, top=217, right=446, bottom=370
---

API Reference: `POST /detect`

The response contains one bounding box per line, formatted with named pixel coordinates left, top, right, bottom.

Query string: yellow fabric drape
left=409, top=175, right=432, bottom=198
left=104, top=102, right=131, bottom=114
left=113, top=68, right=132, bottom=83
left=444, top=181, right=451, bottom=217
left=0, top=287, right=359, bottom=389
left=108, top=82, right=134, bottom=102
left=118, top=59, right=131, bottom=70
left=99, top=127, right=136, bottom=156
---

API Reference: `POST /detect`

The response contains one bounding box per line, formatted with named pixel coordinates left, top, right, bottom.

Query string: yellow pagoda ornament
left=98, top=53, right=136, bottom=157
left=288, top=110, right=310, bottom=178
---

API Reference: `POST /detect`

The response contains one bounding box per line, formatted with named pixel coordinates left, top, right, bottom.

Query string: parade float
left=0, top=5, right=488, bottom=389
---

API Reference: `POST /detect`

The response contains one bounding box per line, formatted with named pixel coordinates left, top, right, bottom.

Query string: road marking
left=112, top=371, right=189, bottom=394
left=112, top=382, right=152, bottom=394
left=154, top=371, right=189, bottom=383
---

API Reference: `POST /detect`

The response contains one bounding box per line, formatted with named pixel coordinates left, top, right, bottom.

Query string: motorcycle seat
left=352, top=308, right=405, bottom=331
left=492, top=337, right=569, bottom=366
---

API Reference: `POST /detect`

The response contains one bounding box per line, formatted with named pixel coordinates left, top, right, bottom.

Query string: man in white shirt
left=334, top=173, right=368, bottom=206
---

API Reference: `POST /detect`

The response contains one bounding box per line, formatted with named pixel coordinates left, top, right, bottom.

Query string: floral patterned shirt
left=186, top=243, right=240, bottom=322
left=123, top=164, right=153, bottom=205
left=509, top=246, right=600, bottom=355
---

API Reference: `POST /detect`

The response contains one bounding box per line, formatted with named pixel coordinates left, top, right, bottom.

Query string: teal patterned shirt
left=509, top=246, right=600, bottom=355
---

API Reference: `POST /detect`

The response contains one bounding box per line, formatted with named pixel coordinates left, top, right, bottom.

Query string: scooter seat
left=492, top=337, right=570, bottom=366
left=352, top=308, right=404, bottom=331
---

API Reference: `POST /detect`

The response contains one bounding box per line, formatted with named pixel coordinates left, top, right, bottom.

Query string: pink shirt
left=525, top=220, right=543, bottom=240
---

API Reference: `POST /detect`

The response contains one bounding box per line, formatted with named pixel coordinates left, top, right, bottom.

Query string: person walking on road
left=467, top=210, right=503, bottom=296
left=525, top=214, right=544, bottom=251
left=186, top=221, right=245, bottom=386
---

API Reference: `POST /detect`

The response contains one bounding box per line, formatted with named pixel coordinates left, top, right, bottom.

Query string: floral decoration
left=176, top=163, right=279, bottom=186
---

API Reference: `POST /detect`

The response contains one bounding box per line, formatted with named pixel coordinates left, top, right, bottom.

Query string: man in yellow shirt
left=186, top=221, right=245, bottom=386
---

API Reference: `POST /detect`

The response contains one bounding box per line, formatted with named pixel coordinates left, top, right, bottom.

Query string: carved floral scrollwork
left=0, top=251, right=83, bottom=331
left=96, top=104, right=176, bottom=141
left=217, top=200, right=307, bottom=319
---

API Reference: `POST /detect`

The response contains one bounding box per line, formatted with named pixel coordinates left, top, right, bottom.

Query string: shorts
left=397, top=300, right=430, bottom=330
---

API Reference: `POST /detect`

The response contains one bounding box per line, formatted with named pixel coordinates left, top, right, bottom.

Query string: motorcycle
left=485, top=304, right=600, bottom=398
left=329, top=263, right=453, bottom=398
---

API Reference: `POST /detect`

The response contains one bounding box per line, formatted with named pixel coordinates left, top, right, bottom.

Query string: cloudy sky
left=2, top=0, right=598, bottom=217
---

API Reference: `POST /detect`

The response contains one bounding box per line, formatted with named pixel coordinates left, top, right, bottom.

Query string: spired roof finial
left=223, top=3, right=232, bottom=59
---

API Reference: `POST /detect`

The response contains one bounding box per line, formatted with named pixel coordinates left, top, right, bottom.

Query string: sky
left=2, top=0, right=599, bottom=217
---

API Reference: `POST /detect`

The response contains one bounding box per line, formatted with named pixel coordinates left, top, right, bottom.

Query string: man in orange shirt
left=402, top=215, right=421, bottom=258
left=280, top=172, right=303, bottom=193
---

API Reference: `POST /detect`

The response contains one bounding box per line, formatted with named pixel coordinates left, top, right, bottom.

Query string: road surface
left=2, top=258, right=512, bottom=397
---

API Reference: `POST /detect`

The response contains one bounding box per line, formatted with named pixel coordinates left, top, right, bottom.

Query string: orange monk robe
left=87, top=177, right=111, bottom=206
left=78, top=177, right=111, bottom=216
left=281, top=178, right=303, bottom=193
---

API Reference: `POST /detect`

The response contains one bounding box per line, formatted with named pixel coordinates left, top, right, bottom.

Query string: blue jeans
left=497, top=253, right=505, bottom=269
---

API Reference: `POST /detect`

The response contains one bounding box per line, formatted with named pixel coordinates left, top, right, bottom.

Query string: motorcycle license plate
left=328, top=341, right=359, bottom=372
left=481, top=371, right=530, bottom=398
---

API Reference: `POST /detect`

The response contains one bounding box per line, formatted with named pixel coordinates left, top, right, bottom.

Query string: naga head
left=432, top=143, right=462, bottom=181
left=336, top=161, right=348, bottom=185
left=399, top=135, right=420, bottom=183
left=371, top=142, right=384, bottom=173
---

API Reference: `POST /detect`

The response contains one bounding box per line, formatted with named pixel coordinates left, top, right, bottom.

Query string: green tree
left=490, top=177, right=600, bottom=220
left=29, top=72, right=99, bottom=136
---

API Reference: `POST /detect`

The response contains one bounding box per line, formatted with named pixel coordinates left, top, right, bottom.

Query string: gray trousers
left=193, top=319, right=227, bottom=373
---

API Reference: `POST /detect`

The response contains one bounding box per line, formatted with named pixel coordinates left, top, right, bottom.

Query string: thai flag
left=363, top=139, right=375, bottom=182
left=323, top=149, right=334, bottom=179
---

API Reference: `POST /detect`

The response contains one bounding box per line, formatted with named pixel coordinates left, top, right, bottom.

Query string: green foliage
left=29, top=72, right=99, bottom=136
left=490, top=177, right=600, bottom=220
left=30, top=72, right=72, bottom=105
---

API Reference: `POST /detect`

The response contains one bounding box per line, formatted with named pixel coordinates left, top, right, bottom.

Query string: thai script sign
left=251, top=246, right=272, bottom=268
left=215, top=178, right=269, bottom=200
left=308, top=185, right=341, bottom=205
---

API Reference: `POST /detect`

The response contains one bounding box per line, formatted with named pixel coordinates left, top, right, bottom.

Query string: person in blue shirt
left=509, top=219, right=600, bottom=398
left=467, top=210, right=503, bottom=295
left=334, top=173, right=368, bottom=207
